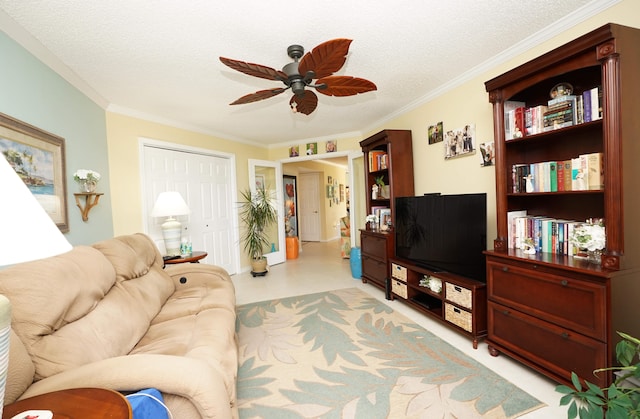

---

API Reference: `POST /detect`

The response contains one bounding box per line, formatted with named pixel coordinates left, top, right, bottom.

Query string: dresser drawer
left=488, top=301, right=607, bottom=387
left=361, top=233, right=389, bottom=261
left=487, top=261, right=606, bottom=340
left=362, top=254, right=388, bottom=283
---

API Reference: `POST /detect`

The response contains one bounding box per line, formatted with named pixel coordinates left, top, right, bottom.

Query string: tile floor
left=232, top=240, right=569, bottom=418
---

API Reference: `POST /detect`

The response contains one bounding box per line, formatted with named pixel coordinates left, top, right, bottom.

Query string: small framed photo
left=326, top=140, right=337, bottom=153
left=444, top=124, right=476, bottom=160
left=306, top=142, right=317, bottom=155
left=428, top=121, right=443, bottom=144
left=289, top=145, right=299, bottom=157
left=479, top=141, right=495, bottom=166
left=255, top=174, right=265, bottom=190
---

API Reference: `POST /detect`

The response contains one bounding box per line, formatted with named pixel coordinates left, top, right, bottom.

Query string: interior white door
left=248, top=159, right=285, bottom=266
left=143, top=144, right=238, bottom=275
left=298, top=172, right=321, bottom=242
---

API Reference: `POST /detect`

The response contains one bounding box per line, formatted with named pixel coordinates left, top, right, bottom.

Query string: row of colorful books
left=369, top=151, right=388, bottom=172
left=507, top=211, right=592, bottom=255
left=504, top=87, right=602, bottom=140
left=511, top=152, right=603, bottom=193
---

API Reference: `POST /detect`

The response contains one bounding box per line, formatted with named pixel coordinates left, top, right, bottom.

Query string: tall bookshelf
left=359, top=130, right=414, bottom=293
left=484, top=23, right=640, bottom=387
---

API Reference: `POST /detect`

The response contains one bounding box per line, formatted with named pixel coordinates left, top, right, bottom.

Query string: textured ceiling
left=0, top=1, right=615, bottom=147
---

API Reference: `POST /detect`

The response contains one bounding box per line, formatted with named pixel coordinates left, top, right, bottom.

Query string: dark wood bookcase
left=484, top=23, right=640, bottom=387
left=359, top=129, right=414, bottom=293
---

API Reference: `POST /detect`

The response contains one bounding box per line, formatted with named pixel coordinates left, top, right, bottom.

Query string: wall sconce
left=73, top=192, right=104, bottom=221
left=150, top=191, right=190, bottom=256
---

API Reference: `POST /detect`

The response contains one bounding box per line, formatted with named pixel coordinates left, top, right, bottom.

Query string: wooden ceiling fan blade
left=289, top=91, right=318, bottom=115
left=220, top=57, right=288, bottom=81
left=230, top=88, right=287, bottom=105
left=298, top=39, right=352, bottom=79
left=315, top=76, right=377, bottom=97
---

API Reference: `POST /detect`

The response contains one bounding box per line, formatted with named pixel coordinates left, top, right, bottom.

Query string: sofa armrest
left=164, top=264, right=235, bottom=294
left=20, top=354, right=234, bottom=419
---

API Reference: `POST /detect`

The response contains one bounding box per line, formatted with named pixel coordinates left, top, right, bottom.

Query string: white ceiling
left=0, top=1, right=617, bottom=148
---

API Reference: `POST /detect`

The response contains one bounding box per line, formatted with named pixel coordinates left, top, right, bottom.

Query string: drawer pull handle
left=454, top=307, right=461, bottom=314
left=502, top=267, right=509, bottom=272
left=561, top=280, right=568, bottom=286
left=502, top=310, right=510, bottom=316
left=561, top=332, right=569, bottom=339
left=454, top=286, right=462, bottom=292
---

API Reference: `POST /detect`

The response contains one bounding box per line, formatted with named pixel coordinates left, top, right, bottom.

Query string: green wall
left=0, top=31, right=113, bottom=245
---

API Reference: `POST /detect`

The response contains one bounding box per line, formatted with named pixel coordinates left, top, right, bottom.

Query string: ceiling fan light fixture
left=291, top=80, right=306, bottom=95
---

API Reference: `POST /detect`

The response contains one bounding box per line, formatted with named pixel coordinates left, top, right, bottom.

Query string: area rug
left=236, top=288, right=545, bottom=418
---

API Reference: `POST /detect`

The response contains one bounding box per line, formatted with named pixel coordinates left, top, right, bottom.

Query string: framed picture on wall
left=283, top=175, right=298, bottom=237
left=0, top=112, right=69, bottom=232
left=255, top=174, right=265, bottom=190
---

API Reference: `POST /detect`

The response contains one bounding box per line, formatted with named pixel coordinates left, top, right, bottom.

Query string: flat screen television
left=395, top=193, right=487, bottom=282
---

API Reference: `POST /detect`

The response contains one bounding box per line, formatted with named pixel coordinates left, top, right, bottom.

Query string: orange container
left=286, top=236, right=299, bottom=259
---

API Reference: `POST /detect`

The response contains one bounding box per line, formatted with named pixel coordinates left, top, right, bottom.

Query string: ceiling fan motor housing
left=287, top=45, right=304, bottom=60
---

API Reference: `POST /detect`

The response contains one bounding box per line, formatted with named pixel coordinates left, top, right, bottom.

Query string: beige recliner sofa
left=0, top=233, right=238, bottom=419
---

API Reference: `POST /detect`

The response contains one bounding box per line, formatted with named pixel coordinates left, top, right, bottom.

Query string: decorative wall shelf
left=73, top=193, right=103, bottom=221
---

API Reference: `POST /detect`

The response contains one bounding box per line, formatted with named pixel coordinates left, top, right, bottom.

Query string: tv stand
left=389, top=257, right=487, bottom=348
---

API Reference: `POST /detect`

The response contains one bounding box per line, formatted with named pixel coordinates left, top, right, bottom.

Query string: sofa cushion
left=0, top=233, right=176, bottom=381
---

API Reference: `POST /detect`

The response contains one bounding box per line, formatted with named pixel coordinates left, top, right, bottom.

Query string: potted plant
left=239, top=185, right=278, bottom=276
left=556, top=331, right=640, bottom=418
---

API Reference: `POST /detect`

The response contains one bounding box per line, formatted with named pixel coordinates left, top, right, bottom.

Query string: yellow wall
left=105, top=112, right=268, bottom=236
left=105, top=1, right=640, bottom=254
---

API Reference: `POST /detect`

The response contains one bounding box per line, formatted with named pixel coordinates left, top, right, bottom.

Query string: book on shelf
left=507, top=210, right=527, bottom=249
left=504, top=101, right=526, bottom=140
left=504, top=87, right=602, bottom=138
left=368, top=151, right=387, bottom=172
left=571, top=157, right=588, bottom=191
left=590, top=86, right=602, bottom=121
left=507, top=214, right=589, bottom=256
left=586, top=152, right=604, bottom=190
left=513, top=153, right=600, bottom=194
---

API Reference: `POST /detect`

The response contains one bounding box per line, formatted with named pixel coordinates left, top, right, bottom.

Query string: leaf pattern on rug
left=236, top=288, right=544, bottom=418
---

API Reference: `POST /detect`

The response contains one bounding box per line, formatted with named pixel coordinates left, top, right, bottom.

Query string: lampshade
left=150, top=191, right=191, bottom=218
left=151, top=191, right=190, bottom=256
left=0, top=154, right=72, bottom=266
left=0, top=154, right=73, bottom=418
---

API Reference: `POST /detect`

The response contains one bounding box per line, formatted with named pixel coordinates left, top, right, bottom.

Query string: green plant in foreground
left=556, top=332, right=640, bottom=419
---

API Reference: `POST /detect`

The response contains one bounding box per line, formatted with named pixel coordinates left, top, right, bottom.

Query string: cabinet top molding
left=485, top=23, right=625, bottom=94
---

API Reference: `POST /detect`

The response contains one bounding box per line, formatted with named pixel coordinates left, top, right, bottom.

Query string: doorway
left=281, top=150, right=363, bottom=250
left=140, top=139, right=239, bottom=275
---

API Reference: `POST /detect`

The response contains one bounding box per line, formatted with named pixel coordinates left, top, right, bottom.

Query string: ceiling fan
left=219, top=38, right=377, bottom=115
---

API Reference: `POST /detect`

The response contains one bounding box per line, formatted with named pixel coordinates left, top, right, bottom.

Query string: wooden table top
left=164, top=251, right=207, bottom=264
left=3, top=388, right=132, bottom=419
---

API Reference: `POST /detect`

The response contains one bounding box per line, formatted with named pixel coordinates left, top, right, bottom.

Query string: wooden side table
left=164, top=251, right=207, bottom=264
left=3, top=388, right=132, bottom=418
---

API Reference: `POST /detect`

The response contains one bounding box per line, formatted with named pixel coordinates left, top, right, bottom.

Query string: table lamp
left=150, top=191, right=190, bottom=256
left=0, top=154, right=72, bottom=416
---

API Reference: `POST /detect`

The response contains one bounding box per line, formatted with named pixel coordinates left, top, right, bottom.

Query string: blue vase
left=350, top=247, right=362, bottom=279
